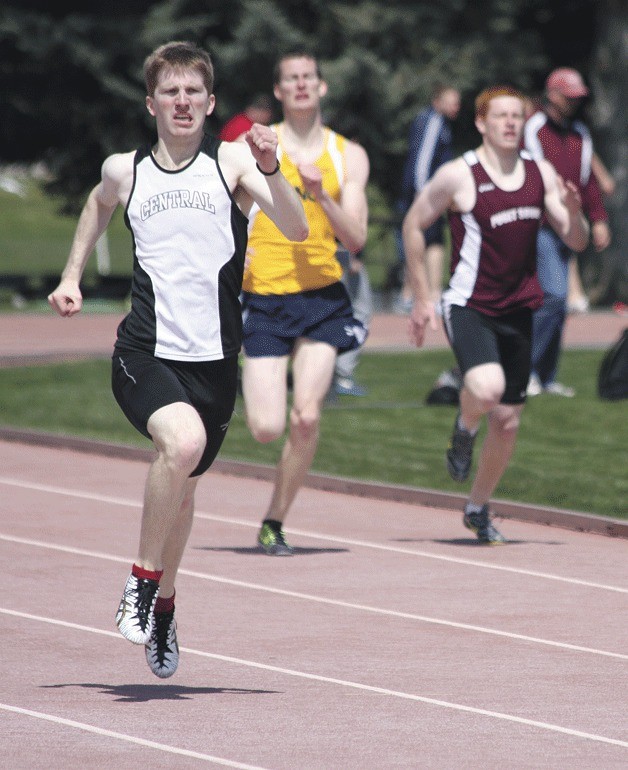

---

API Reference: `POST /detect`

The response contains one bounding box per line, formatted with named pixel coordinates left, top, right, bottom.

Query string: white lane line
left=1, top=475, right=626, bottom=593
left=0, top=703, right=268, bottom=768
left=1, top=608, right=627, bottom=750
left=1, top=534, right=626, bottom=660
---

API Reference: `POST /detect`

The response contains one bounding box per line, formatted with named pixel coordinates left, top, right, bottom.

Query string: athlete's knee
left=161, top=428, right=207, bottom=474
left=246, top=411, right=285, bottom=444
left=464, top=381, right=504, bottom=412
left=490, top=406, right=521, bottom=436
left=290, top=404, right=320, bottom=442
left=464, top=366, right=505, bottom=410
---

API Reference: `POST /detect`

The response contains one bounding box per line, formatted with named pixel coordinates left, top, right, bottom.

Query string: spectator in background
left=334, top=244, right=373, bottom=396
left=524, top=67, right=611, bottom=397
left=219, top=93, right=273, bottom=142
left=394, top=83, right=461, bottom=314
left=567, top=151, right=615, bottom=313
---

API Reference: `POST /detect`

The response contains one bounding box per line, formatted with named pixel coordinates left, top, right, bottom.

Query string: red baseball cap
left=545, top=67, right=589, bottom=98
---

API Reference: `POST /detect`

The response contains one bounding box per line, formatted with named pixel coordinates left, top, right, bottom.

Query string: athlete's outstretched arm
left=48, top=153, right=132, bottom=317
left=402, top=161, right=461, bottom=345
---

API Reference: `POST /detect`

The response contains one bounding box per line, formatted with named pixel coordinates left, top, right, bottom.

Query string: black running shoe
left=257, top=522, right=294, bottom=556
left=145, top=609, right=179, bottom=678
left=446, top=414, right=476, bottom=482
left=115, top=573, right=159, bottom=645
left=463, top=505, right=507, bottom=544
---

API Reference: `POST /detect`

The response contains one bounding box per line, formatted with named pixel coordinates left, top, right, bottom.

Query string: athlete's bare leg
left=158, top=475, right=199, bottom=597
left=468, top=402, right=523, bottom=505
left=242, top=354, right=290, bottom=444
left=135, top=402, right=206, bottom=573
left=245, top=339, right=336, bottom=523
left=458, top=362, right=505, bottom=433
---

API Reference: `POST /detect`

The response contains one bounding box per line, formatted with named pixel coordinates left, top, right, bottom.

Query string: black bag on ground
left=425, top=367, right=462, bottom=406
left=598, top=328, right=628, bottom=400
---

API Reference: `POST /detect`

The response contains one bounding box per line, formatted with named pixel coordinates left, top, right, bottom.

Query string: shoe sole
left=148, top=665, right=178, bottom=678
left=258, top=543, right=294, bottom=556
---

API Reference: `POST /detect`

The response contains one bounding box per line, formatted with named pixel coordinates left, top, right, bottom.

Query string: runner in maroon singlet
left=402, top=86, right=589, bottom=543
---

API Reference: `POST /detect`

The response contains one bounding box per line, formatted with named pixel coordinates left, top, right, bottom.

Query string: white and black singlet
left=116, top=134, right=248, bottom=361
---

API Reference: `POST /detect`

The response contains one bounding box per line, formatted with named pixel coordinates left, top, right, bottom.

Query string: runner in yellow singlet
left=244, top=125, right=346, bottom=294
left=241, top=50, right=370, bottom=555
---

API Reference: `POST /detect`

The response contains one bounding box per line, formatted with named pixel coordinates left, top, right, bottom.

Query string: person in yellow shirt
left=241, top=50, right=370, bottom=555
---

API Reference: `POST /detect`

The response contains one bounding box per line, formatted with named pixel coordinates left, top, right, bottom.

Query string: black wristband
left=256, top=160, right=280, bottom=176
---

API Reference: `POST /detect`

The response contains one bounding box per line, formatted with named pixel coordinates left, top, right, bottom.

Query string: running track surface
left=1, top=439, right=627, bottom=769
left=1, top=308, right=627, bottom=362
left=1, top=310, right=627, bottom=768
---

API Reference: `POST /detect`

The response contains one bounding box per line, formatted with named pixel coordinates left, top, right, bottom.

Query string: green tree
left=0, top=0, right=554, bottom=208
left=580, top=0, right=627, bottom=304
left=0, top=0, right=624, bottom=298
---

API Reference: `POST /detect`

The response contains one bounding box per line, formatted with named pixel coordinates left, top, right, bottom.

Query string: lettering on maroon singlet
left=490, top=206, right=541, bottom=229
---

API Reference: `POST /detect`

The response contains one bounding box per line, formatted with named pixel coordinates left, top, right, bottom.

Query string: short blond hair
left=143, top=41, right=214, bottom=97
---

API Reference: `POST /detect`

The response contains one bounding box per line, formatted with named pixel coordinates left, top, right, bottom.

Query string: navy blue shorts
left=111, top=348, right=238, bottom=476
left=443, top=304, right=532, bottom=404
left=241, top=282, right=368, bottom=357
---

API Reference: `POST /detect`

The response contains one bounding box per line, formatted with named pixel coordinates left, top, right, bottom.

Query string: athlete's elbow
left=345, top=231, right=367, bottom=254
left=354, top=236, right=368, bottom=254
left=293, top=220, right=310, bottom=242
left=283, top=220, right=309, bottom=242
left=569, top=235, right=589, bottom=253
left=567, top=227, right=590, bottom=253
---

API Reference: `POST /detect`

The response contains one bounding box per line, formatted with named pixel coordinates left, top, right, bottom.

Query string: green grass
left=0, top=349, right=625, bottom=518
left=0, top=178, right=398, bottom=293
left=0, top=177, right=625, bottom=518
left=0, top=182, right=132, bottom=279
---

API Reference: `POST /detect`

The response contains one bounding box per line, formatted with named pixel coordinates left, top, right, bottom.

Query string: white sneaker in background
left=526, top=374, right=543, bottom=397
left=544, top=382, right=576, bottom=397
left=567, top=296, right=590, bottom=314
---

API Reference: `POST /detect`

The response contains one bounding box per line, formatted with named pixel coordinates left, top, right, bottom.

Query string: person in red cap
left=545, top=67, right=590, bottom=98
left=523, top=67, right=611, bottom=397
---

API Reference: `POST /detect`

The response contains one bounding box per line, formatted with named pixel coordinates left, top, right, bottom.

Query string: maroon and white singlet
left=442, top=150, right=545, bottom=319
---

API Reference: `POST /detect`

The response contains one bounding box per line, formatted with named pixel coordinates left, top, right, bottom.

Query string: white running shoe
left=145, top=609, right=179, bottom=678
left=115, top=572, right=159, bottom=645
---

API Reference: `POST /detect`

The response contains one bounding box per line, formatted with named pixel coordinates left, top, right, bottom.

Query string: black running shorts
left=443, top=304, right=532, bottom=404
left=111, top=349, right=238, bottom=476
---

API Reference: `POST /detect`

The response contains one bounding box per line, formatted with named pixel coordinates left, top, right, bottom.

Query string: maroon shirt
left=444, top=150, right=544, bottom=316
left=524, top=110, right=607, bottom=224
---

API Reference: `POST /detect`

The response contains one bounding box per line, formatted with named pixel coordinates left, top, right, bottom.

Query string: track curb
left=2, top=425, right=626, bottom=539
